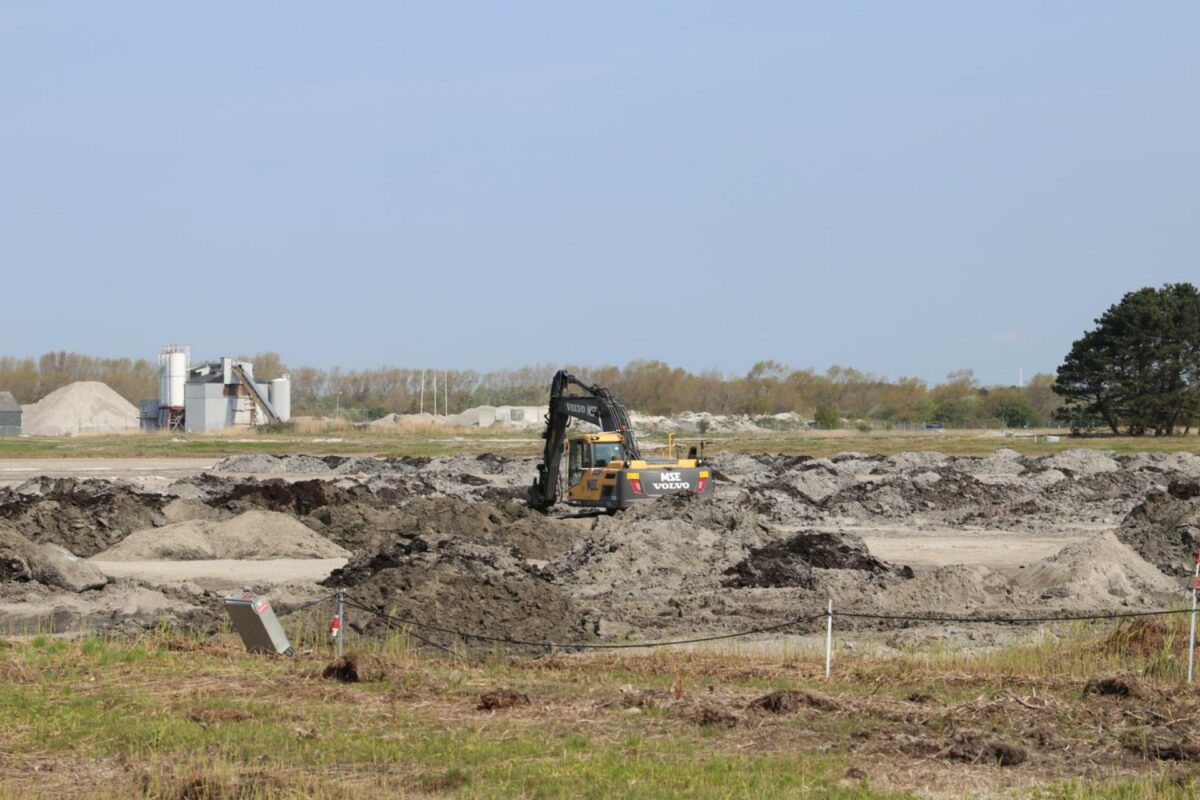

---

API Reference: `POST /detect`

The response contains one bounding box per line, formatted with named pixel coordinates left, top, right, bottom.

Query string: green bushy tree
left=1054, top=283, right=1200, bottom=435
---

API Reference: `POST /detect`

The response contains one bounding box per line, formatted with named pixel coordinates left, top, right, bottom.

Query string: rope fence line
left=286, top=592, right=339, bottom=613
left=291, top=592, right=1199, bottom=670
left=837, top=608, right=1196, bottom=624
left=272, top=561, right=1200, bottom=686
left=342, top=598, right=826, bottom=651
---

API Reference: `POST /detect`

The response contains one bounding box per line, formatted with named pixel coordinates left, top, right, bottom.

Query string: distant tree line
left=0, top=352, right=157, bottom=408
left=0, top=351, right=1062, bottom=428
left=15, top=284, right=1199, bottom=435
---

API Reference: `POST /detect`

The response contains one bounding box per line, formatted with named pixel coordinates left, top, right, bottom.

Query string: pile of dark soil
left=181, top=475, right=380, bottom=517
left=723, top=530, right=902, bottom=589
left=324, top=531, right=587, bottom=647
left=0, top=478, right=169, bottom=557
left=341, top=497, right=578, bottom=560
left=298, top=496, right=579, bottom=558
left=1116, top=479, right=1200, bottom=578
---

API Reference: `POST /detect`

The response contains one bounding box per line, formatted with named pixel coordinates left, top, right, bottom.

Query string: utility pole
left=420, top=370, right=425, bottom=414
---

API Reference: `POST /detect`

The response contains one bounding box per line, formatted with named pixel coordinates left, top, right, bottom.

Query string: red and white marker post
left=330, top=588, right=345, bottom=659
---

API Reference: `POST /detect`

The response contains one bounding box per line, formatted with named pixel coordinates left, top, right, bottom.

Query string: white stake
left=1189, top=556, right=1199, bottom=684
left=336, top=588, right=345, bottom=660
left=825, top=599, right=833, bottom=679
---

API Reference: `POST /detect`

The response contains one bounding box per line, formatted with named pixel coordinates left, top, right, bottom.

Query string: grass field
left=0, top=426, right=1196, bottom=461
left=3, top=618, right=1200, bottom=799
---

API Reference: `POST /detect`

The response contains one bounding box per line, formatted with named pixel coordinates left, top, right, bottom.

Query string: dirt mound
left=176, top=474, right=578, bottom=558
left=1043, top=449, right=1120, bottom=476
left=766, top=462, right=857, bottom=504
left=1013, top=531, right=1180, bottom=606
left=824, top=469, right=1014, bottom=519
left=210, top=453, right=532, bottom=491
left=184, top=475, right=381, bottom=516
left=94, top=510, right=350, bottom=561
left=325, top=532, right=586, bottom=648
left=748, top=689, right=839, bottom=714
left=875, top=565, right=1033, bottom=614
left=0, top=527, right=107, bottom=592
left=4, top=445, right=1196, bottom=640
left=0, top=581, right=210, bottom=634
left=1116, top=481, right=1200, bottom=577
left=213, top=454, right=431, bottom=475
left=478, top=689, right=530, bottom=710
left=347, top=497, right=578, bottom=560
left=20, top=381, right=138, bottom=436
left=723, top=531, right=896, bottom=589
left=547, top=494, right=770, bottom=599
left=0, top=477, right=169, bottom=557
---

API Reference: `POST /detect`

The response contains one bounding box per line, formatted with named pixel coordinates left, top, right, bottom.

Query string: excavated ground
left=0, top=448, right=1197, bottom=647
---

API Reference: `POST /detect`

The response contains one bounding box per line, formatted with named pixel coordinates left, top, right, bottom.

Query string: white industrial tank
left=167, top=350, right=187, bottom=408
left=159, top=345, right=189, bottom=409
left=270, top=376, right=291, bottom=421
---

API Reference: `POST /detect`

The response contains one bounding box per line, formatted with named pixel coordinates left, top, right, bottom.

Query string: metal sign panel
left=223, top=592, right=294, bottom=656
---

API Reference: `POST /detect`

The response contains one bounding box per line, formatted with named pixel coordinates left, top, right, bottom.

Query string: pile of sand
left=21, top=382, right=138, bottom=436
left=93, top=510, right=350, bottom=561
left=875, top=565, right=1033, bottom=613
left=1013, top=531, right=1182, bottom=606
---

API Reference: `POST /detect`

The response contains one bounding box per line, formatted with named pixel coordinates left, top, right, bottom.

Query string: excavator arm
left=527, top=370, right=640, bottom=510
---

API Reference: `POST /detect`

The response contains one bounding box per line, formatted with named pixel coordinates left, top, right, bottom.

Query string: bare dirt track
left=0, top=457, right=217, bottom=490
left=0, top=447, right=1195, bottom=648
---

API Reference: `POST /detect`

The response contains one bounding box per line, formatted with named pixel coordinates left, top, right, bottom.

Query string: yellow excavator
left=528, top=370, right=711, bottom=512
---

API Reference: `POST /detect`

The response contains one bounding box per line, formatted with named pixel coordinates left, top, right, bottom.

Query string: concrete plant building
left=0, top=392, right=21, bottom=436
left=139, top=346, right=291, bottom=434
left=182, top=358, right=290, bottom=433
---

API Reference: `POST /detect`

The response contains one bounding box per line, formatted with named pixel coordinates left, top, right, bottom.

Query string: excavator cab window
left=567, top=440, right=585, bottom=486
left=592, top=441, right=626, bottom=467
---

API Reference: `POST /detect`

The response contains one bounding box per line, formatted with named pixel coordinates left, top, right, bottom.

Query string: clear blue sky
left=2, top=2, right=1196, bottom=386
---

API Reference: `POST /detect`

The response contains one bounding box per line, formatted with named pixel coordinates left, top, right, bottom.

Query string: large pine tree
left=1054, top=284, right=1200, bottom=435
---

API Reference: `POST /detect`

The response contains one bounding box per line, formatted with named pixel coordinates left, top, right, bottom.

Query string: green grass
left=3, top=623, right=1200, bottom=798
left=0, top=428, right=541, bottom=459
left=2, top=426, right=1198, bottom=460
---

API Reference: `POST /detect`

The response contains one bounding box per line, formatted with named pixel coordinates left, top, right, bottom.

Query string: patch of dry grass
left=2, top=425, right=1198, bottom=461
left=2, top=629, right=1200, bottom=798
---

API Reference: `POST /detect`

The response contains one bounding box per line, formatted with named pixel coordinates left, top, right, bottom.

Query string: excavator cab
left=566, top=434, right=627, bottom=490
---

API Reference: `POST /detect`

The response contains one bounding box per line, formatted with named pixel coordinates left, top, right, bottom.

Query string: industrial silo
left=157, top=345, right=189, bottom=430
left=269, top=375, right=291, bottom=421
left=160, top=346, right=188, bottom=409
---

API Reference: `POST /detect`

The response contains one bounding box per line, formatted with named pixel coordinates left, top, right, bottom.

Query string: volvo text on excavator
left=527, top=371, right=712, bottom=512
